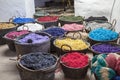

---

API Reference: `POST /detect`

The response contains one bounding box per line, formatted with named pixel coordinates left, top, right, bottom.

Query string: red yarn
left=61, top=52, right=89, bottom=68
left=115, top=58, right=120, bottom=75
left=105, top=53, right=117, bottom=70
left=37, top=16, right=58, bottom=22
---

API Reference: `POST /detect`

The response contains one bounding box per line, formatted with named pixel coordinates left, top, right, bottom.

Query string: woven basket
left=60, top=53, right=90, bottom=79
left=15, top=32, right=51, bottom=56
left=17, top=52, right=58, bottom=80
left=0, top=22, right=18, bottom=45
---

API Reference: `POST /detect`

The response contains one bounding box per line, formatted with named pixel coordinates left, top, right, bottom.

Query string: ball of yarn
left=60, top=52, right=89, bottom=68
left=95, top=66, right=116, bottom=80
left=20, top=52, right=56, bottom=70
left=18, top=33, right=49, bottom=43
left=43, top=27, right=65, bottom=37
left=105, top=53, right=117, bottom=70
left=37, top=16, right=58, bottom=22
left=13, top=17, right=35, bottom=24
left=89, top=28, right=118, bottom=41
left=0, top=23, right=15, bottom=29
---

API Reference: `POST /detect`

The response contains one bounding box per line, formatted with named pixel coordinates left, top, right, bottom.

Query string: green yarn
left=95, top=66, right=116, bottom=80
left=91, top=54, right=108, bottom=72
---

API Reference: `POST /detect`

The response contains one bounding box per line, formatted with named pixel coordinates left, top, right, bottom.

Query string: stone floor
left=0, top=44, right=96, bottom=80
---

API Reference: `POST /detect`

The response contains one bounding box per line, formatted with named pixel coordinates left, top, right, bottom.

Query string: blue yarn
left=112, top=76, right=120, bottom=80
left=43, top=27, right=66, bottom=37
left=89, top=28, right=118, bottom=41
left=20, top=52, right=56, bottom=70
left=13, top=17, right=35, bottom=24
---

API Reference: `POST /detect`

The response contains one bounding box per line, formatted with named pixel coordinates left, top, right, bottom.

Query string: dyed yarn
left=13, top=17, right=35, bottom=24
left=92, top=43, right=120, bottom=53
left=85, top=16, right=108, bottom=22
left=5, top=30, right=29, bottom=39
left=55, top=38, right=88, bottom=51
left=59, top=15, right=84, bottom=22
left=65, top=31, right=88, bottom=40
left=17, top=23, right=43, bottom=32
left=37, top=16, right=58, bottom=22
left=62, top=23, right=84, bottom=31
left=89, top=28, right=118, bottom=41
left=95, top=66, right=116, bottom=80
left=91, top=54, right=108, bottom=72
left=18, top=33, right=49, bottom=43
left=43, top=27, right=65, bottom=37
left=115, top=58, right=120, bottom=75
left=20, top=52, right=56, bottom=70
left=60, top=52, right=89, bottom=68
left=112, top=76, right=120, bottom=80
left=86, top=21, right=112, bottom=31
left=91, top=54, right=116, bottom=80
left=0, top=23, right=15, bottom=29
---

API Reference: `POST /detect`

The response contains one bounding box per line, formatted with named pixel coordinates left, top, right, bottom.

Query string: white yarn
left=17, top=23, right=44, bottom=32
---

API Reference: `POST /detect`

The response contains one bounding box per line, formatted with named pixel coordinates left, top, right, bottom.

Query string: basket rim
left=90, top=42, right=120, bottom=54
left=17, top=52, right=59, bottom=72
left=59, top=52, right=90, bottom=69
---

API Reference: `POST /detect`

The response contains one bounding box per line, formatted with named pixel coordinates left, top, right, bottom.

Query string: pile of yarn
left=5, top=30, right=29, bottom=40
left=55, top=38, right=88, bottom=51
left=59, top=15, right=84, bottom=22
left=89, top=28, right=118, bottom=41
left=91, top=54, right=116, bottom=80
left=65, top=31, right=88, bottom=40
left=0, top=23, right=15, bottom=29
left=13, top=17, right=35, bottom=24
left=43, top=27, right=65, bottom=37
left=20, top=52, right=56, bottom=70
left=92, top=43, right=120, bottom=53
left=62, top=23, right=84, bottom=31
left=37, top=16, right=58, bottom=22
left=18, top=33, right=49, bottom=43
left=86, top=21, right=112, bottom=31
left=60, top=52, right=89, bottom=68
left=17, top=23, right=43, bottom=32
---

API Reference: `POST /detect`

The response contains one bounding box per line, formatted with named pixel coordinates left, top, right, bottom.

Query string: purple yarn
left=18, top=33, right=49, bottom=43
left=92, top=43, right=120, bottom=53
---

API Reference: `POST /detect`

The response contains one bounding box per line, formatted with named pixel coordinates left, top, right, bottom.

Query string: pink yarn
left=115, top=58, right=120, bottom=75
left=105, top=53, right=117, bottom=70
left=62, top=23, right=84, bottom=31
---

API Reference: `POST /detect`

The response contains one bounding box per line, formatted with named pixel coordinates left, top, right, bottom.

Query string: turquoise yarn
left=91, top=54, right=107, bottom=72
left=95, top=66, right=116, bottom=80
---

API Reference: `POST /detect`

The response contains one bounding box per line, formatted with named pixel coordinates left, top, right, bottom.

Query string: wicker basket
left=17, top=52, right=58, bottom=80
left=0, top=22, right=18, bottom=45
left=15, top=32, right=51, bottom=56
left=60, top=53, right=90, bottom=79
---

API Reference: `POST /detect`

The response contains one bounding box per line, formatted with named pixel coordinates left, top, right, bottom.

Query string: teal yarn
left=95, top=66, right=116, bottom=80
left=91, top=54, right=107, bottom=72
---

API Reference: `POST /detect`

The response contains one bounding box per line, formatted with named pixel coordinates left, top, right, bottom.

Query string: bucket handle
left=9, top=16, right=16, bottom=22
left=72, top=31, right=82, bottom=39
left=61, top=44, right=72, bottom=52
left=22, top=25, right=29, bottom=31
left=111, top=19, right=117, bottom=30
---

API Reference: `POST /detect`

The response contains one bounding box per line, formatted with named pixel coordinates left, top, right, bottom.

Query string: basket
left=3, top=31, right=30, bottom=52
left=0, top=22, right=18, bottom=45
left=53, top=37, right=90, bottom=56
left=15, top=32, right=51, bottom=56
left=17, top=52, right=58, bottom=80
left=90, top=42, right=120, bottom=55
left=60, top=53, right=90, bottom=79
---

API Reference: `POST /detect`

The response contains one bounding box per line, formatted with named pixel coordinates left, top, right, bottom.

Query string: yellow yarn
left=0, top=23, right=15, bottom=29
left=55, top=38, right=88, bottom=50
